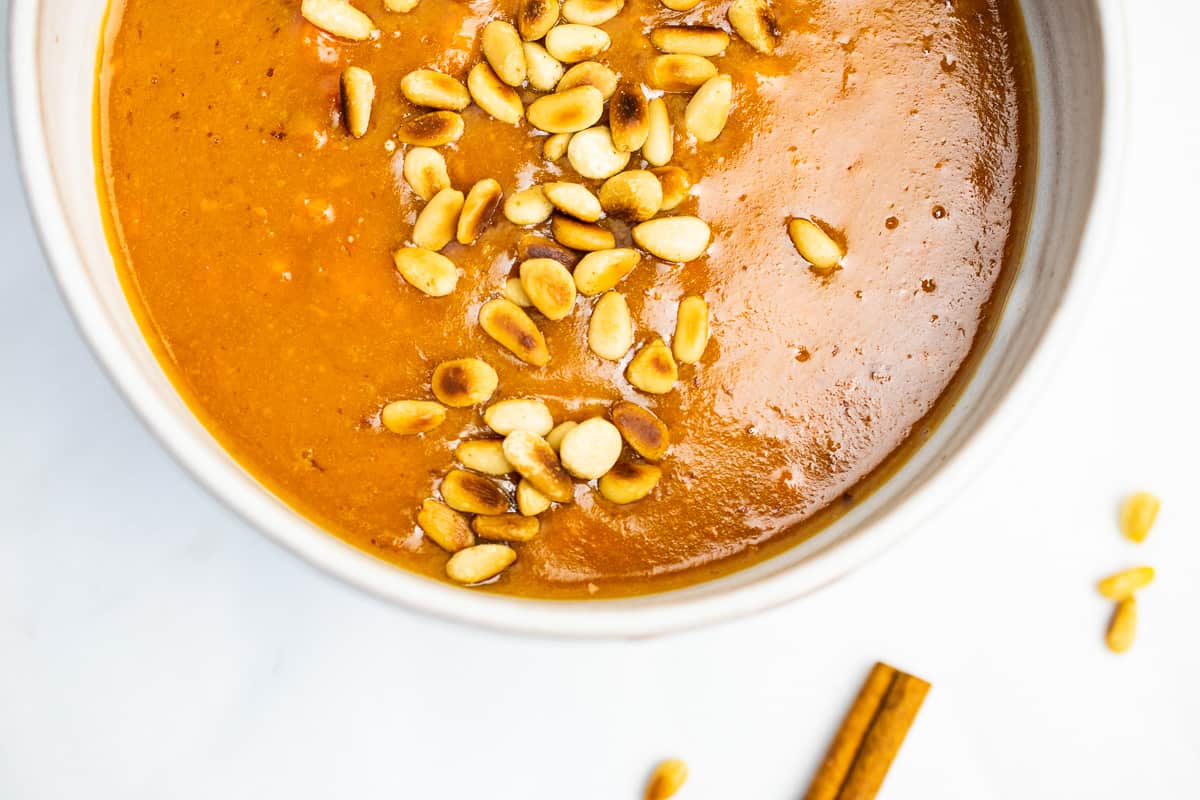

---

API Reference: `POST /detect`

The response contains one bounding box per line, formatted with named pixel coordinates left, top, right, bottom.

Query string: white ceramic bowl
left=10, top=0, right=1125, bottom=637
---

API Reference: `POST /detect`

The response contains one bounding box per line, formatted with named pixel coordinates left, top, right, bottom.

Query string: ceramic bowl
left=9, top=0, right=1126, bottom=636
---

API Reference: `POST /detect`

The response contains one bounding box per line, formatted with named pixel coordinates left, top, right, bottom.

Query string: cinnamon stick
left=804, top=662, right=898, bottom=800
left=803, top=662, right=931, bottom=800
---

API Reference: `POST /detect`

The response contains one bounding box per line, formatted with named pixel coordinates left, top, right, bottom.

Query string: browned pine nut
left=301, top=0, right=377, bottom=40
left=479, top=299, right=551, bottom=366
left=650, top=26, right=730, bottom=56
left=612, top=401, right=670, bottom=460
left=599, top=170, right=663, bottom=221
left=341, top=66, right=375, bottom=138
left=412, top=187, right=465, bottom=251
left=403, top=147, right=450, bottom=201
left=432, top=357, right=500, bottom=407
left=573, top=248, right=640, bottom=295
left=381, top=399, right=447, bottom=434
left=473, top=514, right=541, bottom=542
left=468, top=63, right=525, bottom=125
left=599, top=462, right=663, bottom=504
left=441, top=469, right=510, bottom=515
left=626, top=337, right=678, bottom=394
left=417, top=498, right=475, bottom=552
left=553, top=215, right=616, bottom=251
left=648, top=54, right=717, bottom=92
left=672, top=295, right=709, bottom=364
left=503, top=430, right=576, bottom=502
left=520, top=257, right=579, bottom=320
left=393, top=247, right=459, bottom=296
left=446, top=543, right=517, bottom=584
left=400, top=68, right=471, bottom=111
left=396, top=111, right=464, bottom=146
left=728, top=0, right=781, bottom=54
left=457, top=178, right=503, bottom=245
left=482, top=20, right=527, bottom=86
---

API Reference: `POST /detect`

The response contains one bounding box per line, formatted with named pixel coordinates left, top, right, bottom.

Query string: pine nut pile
left=301, top=0, right=845, bottom=585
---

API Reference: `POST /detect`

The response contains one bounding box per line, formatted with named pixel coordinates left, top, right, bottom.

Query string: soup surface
left=99, top=0, right=1033, bottom=597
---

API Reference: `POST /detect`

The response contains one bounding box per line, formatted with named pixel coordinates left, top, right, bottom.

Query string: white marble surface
left=2, top=4, right=1198, bottom=798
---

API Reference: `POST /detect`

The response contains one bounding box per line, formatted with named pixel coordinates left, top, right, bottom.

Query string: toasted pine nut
left=588, top=291, right=634, bottom=361
left=1106, top=597, right=1137, bottom=654
left=527, top=86, right=606, bottom=134
left=573, top=248, right=640, bottom=295
left=482, top=20, right=527, bottom=87
left=432, top=357, right=499, bottom=407
left=484, top=397, right=555, bottom=436
left=545, top=23, right=611, bottom=63
left=518, top=0, right=560, bottom=41
left=728, top=0, right=780, bottom=54
left=599, top=462, right=663, bottom=504
left=473, top=514, right=541, bottom=542
left=608, top=82, right=650, bottom=154
left=642, top=97, right=674, bottom=167
left=393, top=247, right=459, bottom=296
left=545, top=421, right=578, bottom=452
left=400, top=68, right=471, bottom=111
left=632, top=216, right=712, bottom=262
left=520, top=258, right=578, bottom=320
left=479, top=299, right=551, bottom=366
left=396, top=111, right=464, bottom=146
left=553, top=215, right=616, bottom=251
left=413, top=188, right=465, bottom=251
left=417, top=499, right=475, bottom=552
left=1120, top=492, right=1161, bottom=543
left=519, top=234, right=580, bottom=268
left=644, top=759, right=688, bottom=800
left=446, top=543, right=517, bottom=584
left=301, top=0, right=376, bottom=40
left=685, top=74, right=733, bottom=142
left=455, top=439, right=514, bottom=475
left=651, top=166, right=691, bottom=211
left=558, top=417, right=623, bottom=480
left=544, top=132, right=572, bottom=161
left=659, top=0, right=700, bottom=9
left=517, top=479, right=552, bottom=516
left=504, top=186, right=555, bottom=225
left=441, top=469, right=510, bottom=515
left=1098, top=566, right=1156, bottom=600
left=562, top=0, right=625, bottom=25
left=557, top=61, right=619, bottom=100
left=381, top=399, right=447, bottom=434
left=626, top=338, right=678, bottom=394
left=612, top=401, right=669, bottom=460
left=568, top=126, right=631, bottom=179
left=505, top=276, right=534, bottom=307
left=543, top=182, right=604, bottom=222
left=341, top=66, right=375, bottom=138
left=457, top=178, right=503, bottom=244
left=468, top=63, right=525, bottom=125
left=651, top=26, right=730, bottom=56
left=648, top=54, right=718, bottom=92
left=599, top=170, right=663, bottom=221
left=672, top=295, right=709, bottom=364
left=788, top=217, right=844, bottom=271
left=385, top=0, right=419, bottom=9
left=524, top=42, right=566, bottom=92
left=503, top=430, right=575, bottom=502
left=403, top=147, right=451, bottom=201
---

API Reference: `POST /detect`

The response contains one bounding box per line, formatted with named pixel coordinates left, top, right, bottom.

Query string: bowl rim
left=8, top=0, right=1128, bottom=638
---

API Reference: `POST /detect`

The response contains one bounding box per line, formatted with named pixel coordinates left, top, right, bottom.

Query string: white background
left=2, top=3, right=1198, bottom=798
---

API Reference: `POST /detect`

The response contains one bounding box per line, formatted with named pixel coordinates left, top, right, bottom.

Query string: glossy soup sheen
left=99, top=0, right=1033, bottom=598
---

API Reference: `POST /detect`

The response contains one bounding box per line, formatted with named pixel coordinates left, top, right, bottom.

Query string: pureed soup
left=98, top=0, right=1034, bottom=597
